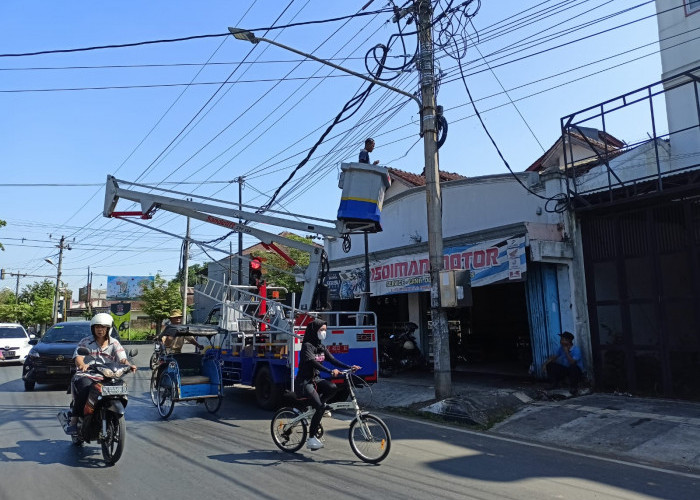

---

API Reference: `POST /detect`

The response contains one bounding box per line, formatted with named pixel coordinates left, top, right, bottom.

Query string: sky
left=0, top=0, right=669, bottom=297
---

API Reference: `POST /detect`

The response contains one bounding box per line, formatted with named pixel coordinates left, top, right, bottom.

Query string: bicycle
left=270, top=370, right=391, bottom=464
left=149, top=338, right=164, bottom=370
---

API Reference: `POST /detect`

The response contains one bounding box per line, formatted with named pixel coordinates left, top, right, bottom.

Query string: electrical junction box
left=337, top=162, right=391, bottom=233
left=439, top=269, right=472, bottom=308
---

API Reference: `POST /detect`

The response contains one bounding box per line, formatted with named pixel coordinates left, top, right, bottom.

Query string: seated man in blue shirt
left=545, top=331, right=584, bottom=394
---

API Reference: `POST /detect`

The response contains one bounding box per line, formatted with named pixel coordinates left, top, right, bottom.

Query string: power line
left=0, top=74, right=350, bottom=93
left=0, top=7, right=393, bottom=59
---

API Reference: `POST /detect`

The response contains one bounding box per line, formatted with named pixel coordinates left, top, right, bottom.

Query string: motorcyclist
left=66, top=313, right=137, bottom=434
left=295, top=318, right=360, bottom=451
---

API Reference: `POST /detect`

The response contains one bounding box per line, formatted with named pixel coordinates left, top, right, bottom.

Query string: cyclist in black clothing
left=296, top=318, right=360, bottom=450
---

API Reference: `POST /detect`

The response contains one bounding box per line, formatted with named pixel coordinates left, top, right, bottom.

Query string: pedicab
left=151, top=324, right=223, bottom=419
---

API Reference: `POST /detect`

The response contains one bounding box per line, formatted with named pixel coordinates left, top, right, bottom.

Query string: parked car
left=22, top=321, right=119, bottom=391
left=0, top=323, right=34, bottom=364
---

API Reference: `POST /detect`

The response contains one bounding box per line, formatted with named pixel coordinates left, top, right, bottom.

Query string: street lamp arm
left=228, top=27, right=421, bottom=109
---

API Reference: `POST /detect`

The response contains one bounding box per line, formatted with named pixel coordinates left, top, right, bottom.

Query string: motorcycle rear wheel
left=101, top=413, right=126, bottom=465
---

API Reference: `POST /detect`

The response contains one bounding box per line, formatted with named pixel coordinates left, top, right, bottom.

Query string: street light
left=229, top=11, right=453, bottom=399
left=227, top=28, right=421, bottom=108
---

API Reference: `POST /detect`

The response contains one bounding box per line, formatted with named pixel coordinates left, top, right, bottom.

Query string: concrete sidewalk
left=365, top=371, right=700, bottom=474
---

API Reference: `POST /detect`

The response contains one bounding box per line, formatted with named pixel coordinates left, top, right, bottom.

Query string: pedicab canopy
left=162, top=324, right=220, bottom=338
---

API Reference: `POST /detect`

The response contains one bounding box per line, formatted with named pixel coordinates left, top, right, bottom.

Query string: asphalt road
left=0, top=359, right=698, bottom=500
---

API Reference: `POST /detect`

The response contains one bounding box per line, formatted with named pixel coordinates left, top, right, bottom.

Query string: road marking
left=382, top=412, right=700, bottom=480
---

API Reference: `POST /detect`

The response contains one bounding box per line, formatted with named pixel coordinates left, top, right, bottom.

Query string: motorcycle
left=57, top=347, right=137, bottom=465
left=379, top=323, right=427, bottom=377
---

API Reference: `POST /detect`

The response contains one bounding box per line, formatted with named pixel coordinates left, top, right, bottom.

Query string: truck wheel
left=255, top=365, right=281, bottom=410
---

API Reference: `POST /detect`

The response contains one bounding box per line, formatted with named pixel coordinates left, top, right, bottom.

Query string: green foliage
left=0, top=289, right=16, bottom=305
left=28, top=296, right=54, bottom=325
left=140, top=274, right=182, bottom=334
left=0, top=278, right=57, bottom=325
left=124, top=329, right=153, bottom=341
left=253, top=234, right=315, bottom=293
left=174, top=263, right=208, bottom=287
left=20, top=279, right=55, bottom=302
left=0, top=302, right=31, bottom=323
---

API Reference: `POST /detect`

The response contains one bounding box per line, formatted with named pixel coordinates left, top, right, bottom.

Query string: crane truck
left=103, top=163, right=391, bottom=409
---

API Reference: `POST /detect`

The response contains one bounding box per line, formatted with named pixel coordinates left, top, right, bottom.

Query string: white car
left=0, top=323, right=33, bottom=364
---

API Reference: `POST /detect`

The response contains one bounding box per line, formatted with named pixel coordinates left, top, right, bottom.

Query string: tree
left=0, top=302, right=31, bottom=323
left=20, top=279, right=55, bottom=303
left=28, top=296, right=54, bottom=326
left=0, top=288, right=16, bottom=305
left=20, top=279, right=56, bottom=327
left=140, top=274, right=182, bottom=334
left=174, top=263, right=208, bottom=287
left=252, top=234, right=315, bottom=294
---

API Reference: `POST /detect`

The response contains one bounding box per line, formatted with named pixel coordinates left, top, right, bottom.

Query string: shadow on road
left=0, top=438, right=108, bottom=468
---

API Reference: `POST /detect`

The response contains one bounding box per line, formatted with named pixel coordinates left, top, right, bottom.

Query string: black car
left=22, top=321, right=120, bottom=391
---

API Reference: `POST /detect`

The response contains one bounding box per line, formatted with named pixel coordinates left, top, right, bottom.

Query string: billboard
left=107, top=276, right=154, bottom=300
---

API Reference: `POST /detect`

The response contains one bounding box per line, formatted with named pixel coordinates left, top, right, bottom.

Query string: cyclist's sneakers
left=323, top=409, right=332, bottom=418
left=307, top=436, right=324, bottom=450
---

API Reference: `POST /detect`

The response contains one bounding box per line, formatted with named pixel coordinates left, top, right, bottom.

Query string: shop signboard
left=327, top=235, right=526, bottom=298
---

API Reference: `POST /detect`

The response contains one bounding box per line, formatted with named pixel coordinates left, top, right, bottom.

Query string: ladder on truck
left=195, top=277, right=305, bottom=384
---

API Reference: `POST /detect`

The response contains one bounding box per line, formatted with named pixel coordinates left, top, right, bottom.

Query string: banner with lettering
left=327, top=235, right=526, bottom=298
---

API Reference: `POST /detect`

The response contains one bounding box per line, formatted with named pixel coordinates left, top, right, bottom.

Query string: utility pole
left=86, top=266, right=92, bottom=317
left=15, top=271, right=22, bottom=303
left=52, top=236, right=70, bottom=325
left=228, top=6, right=452, bottom=398
left=237, top=176, right=244, bottom=286
left=182, top=217, right=190, bottom=325
left=417, top=1, right=451, bottom=398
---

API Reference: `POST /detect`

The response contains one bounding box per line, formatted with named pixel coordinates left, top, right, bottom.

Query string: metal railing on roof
left=560, top=65, right=700, bottom=210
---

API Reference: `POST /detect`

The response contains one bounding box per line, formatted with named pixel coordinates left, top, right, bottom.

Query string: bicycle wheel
left=271, top=407, right=307, bottom=453
left=348, top=414, right=391, bottom=464
left=149, top=369, right=159, bottom=406
left=156, top=373, right=176, bottom=419
left=149, top=352, right=159, bottom=370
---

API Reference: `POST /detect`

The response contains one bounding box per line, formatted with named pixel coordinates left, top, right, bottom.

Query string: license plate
left=47, top=366, right=71, bottom=375
left=4, top=350, right=15, bottom=357
left=102, top=385, right=127, bottom=396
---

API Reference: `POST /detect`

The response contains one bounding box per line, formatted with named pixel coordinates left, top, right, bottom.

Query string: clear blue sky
left=0, top=0, right=665, bottom=296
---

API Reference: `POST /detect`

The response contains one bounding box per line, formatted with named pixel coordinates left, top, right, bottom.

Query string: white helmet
left=91, top=313, right=113, bottom=328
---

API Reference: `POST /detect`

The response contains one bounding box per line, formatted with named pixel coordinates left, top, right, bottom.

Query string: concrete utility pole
left=50, top=236, right=70, bottom=325
left=182, top=217, right=190, bottom=325
left=229, top=1, right=453, bottom=398
left=237, top=176, right=244, bottom=286
left=417, top=1, right=451, bottom=399
left=15, top=271, right=23, bottom=303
